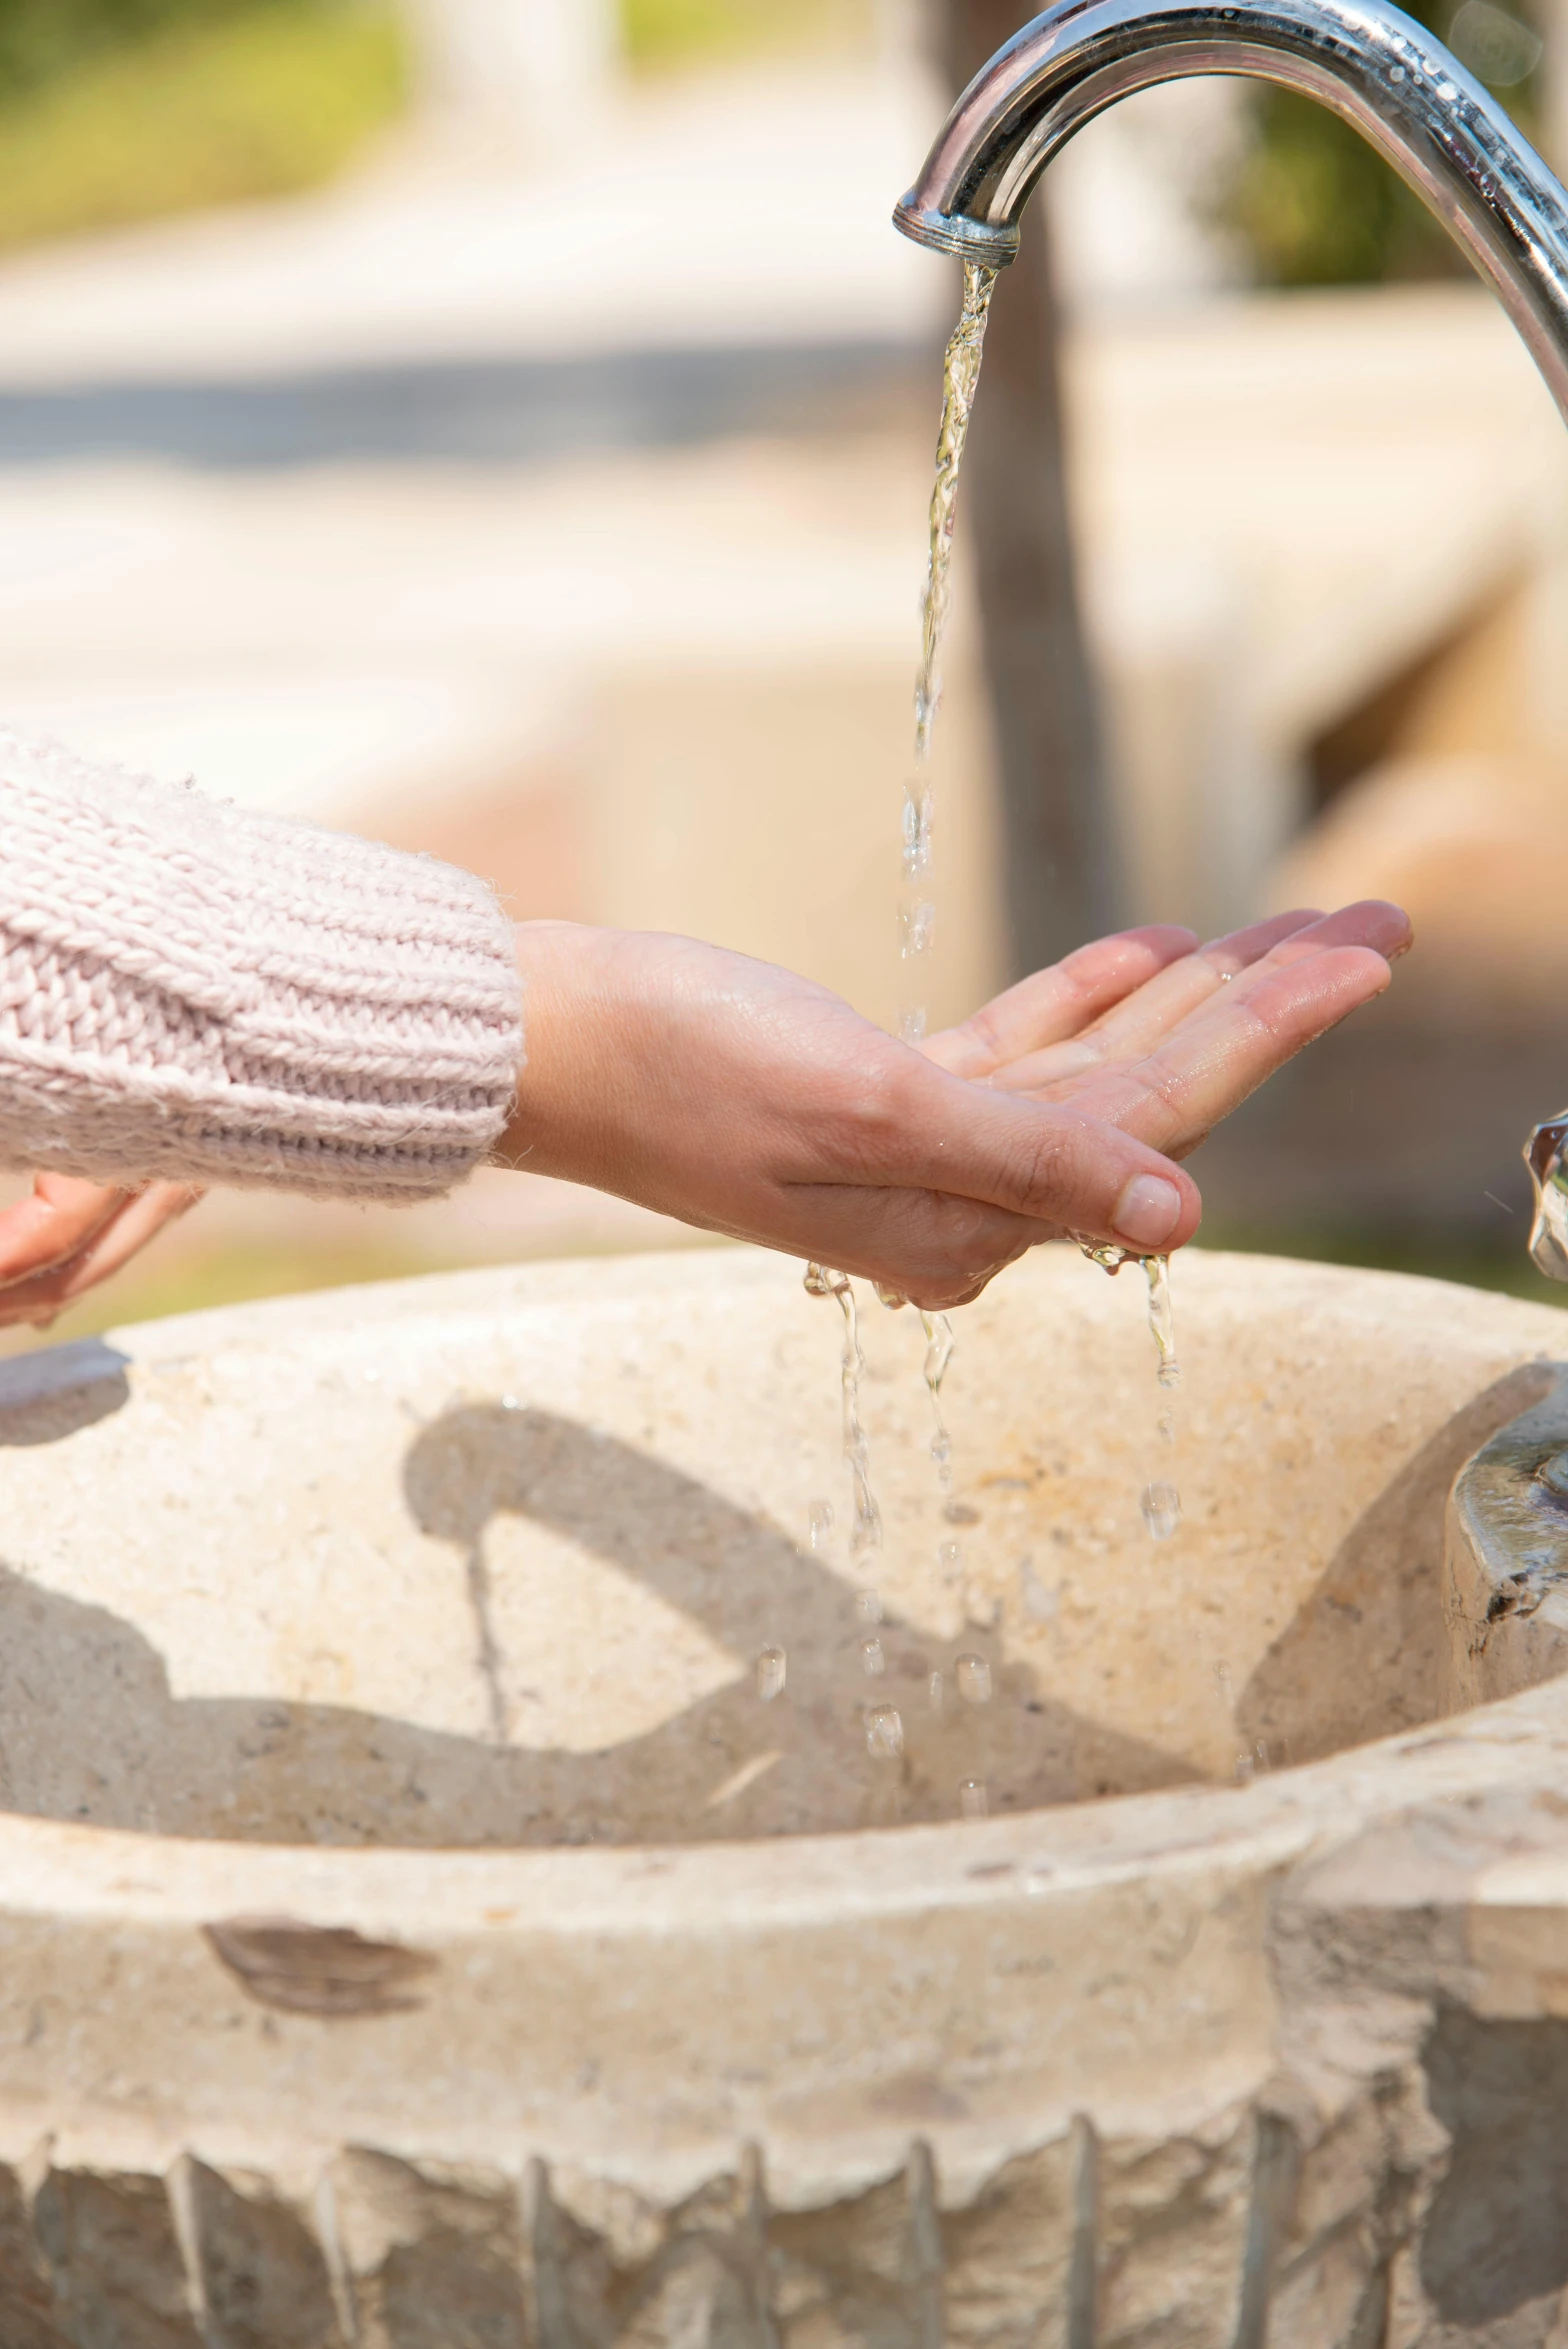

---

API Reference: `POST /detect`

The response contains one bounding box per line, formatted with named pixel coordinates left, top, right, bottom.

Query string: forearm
left=0, top=732, right=523, bottom=1202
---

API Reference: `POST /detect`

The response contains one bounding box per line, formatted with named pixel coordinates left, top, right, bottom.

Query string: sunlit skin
left=0, top=900, right=1407, bottom=1329
left=498, top=900, right=1410, bottom=1310
left=0, top=1175, right=200, bottom=1330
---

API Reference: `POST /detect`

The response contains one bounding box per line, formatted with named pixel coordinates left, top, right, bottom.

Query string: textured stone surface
left=941, top=2135, right=1079, bottom=2347
left=185, top=2159, right=344, bottom=2349
left=0, top=1249, right=1558, bottom=2341
left=32, top=2162, right=201, bottom=2349
left=0, top=2144, right=70, bottom=2349
left=331, top=2151, right=528, bottom=2349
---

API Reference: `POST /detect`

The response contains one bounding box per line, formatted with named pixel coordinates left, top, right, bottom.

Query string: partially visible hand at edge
left=0, top=1174, right=202, bottom=1330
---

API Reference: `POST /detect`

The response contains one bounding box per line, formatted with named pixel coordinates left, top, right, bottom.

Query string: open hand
left=0, top=1174, right=201, bottom=1330
left=922, top=902, right=1411, bottom=1157
left=500, top=906, right=1407, bottom=1309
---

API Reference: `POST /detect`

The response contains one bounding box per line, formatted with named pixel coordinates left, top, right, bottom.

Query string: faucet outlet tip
left=892, top=199, right=1020, bottom=267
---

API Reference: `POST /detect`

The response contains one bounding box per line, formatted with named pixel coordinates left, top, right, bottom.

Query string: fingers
left=0, top=1174, right=129, bottom=1290
left=890, top=1068, right=1203, bottom=1253
left=1234, top=897, right=1411, bottom=969
left=58, top=1183, right=201, bottom=1300
left=1054, top=912, right=1406, bottom=1155
left=920, top=925, right=1197, bottom=1079
left=759, top=1043, right=1203, bottom=1304
left=810, top=901, right=1406, bottom=1296
left=0, top=1182, right=201, bottom=1329
left=1133, top=903, right=1411, bottom=1097
left=769, top=1186, right=1049, bottom=1310
left=985, top=908, right=1328, bottom=1093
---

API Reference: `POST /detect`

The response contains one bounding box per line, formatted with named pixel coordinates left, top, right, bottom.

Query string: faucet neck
left=895, top=0, right=1568, bottom=424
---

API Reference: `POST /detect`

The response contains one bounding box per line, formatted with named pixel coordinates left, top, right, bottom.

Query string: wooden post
left=940, top=0, right=1114, bottom=973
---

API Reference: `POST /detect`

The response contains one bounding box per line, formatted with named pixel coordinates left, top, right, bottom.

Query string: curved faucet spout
left=897, top=0, right=1568, bottom=1276
left=894, top=0, right=1568, bottom=422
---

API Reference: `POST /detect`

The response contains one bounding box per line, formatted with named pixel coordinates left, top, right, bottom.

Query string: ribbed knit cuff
left=0, top=734, right=524, bottom=1202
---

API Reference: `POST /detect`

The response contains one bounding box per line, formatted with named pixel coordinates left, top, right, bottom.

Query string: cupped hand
left=921, top=902, right=1411, bottom=1162
left=500, top=911, right=1406, bottom=1309
left=0, top=1174, right=201, bottom=1330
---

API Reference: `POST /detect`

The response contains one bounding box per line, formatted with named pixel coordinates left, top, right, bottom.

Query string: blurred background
left=1, top=0, right=1568, bottom=1345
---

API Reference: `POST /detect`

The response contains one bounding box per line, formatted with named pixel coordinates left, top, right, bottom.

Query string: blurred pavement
left=0, top=42, right=1562, bottom=1332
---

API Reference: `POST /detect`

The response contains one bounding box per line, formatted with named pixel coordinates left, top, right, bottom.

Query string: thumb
left=909, top=1076, right=1203, bottom=1253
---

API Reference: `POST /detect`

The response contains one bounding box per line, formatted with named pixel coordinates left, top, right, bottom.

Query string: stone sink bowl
left=4, top=1245, right=1568, bottom=2347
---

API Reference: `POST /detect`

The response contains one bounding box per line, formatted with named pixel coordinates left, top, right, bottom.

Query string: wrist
left=491, top=921, right=612, bottom=1176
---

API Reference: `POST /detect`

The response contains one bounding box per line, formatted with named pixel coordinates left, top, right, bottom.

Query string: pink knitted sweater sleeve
left=0, top=732, right=523, bottom=1202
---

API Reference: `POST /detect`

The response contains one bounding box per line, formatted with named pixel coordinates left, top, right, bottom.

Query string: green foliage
left=1225, top=89, right=1461, bottom=284
left=619, top=0, right=869, bottom=68
left=0, top=1, right=405, bottom=253
left=1221, top=0, right=1543, bottom=284
left=0, top=0, right=261, bottom=102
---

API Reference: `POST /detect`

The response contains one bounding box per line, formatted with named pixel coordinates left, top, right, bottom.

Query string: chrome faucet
left=893, top=0, right=1568, bottom=1277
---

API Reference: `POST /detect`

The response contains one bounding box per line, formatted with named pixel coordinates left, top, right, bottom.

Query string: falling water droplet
left=856, top=1587, right=883, bottom=1624
left=900, top=899, right=936, bottom=959
left=756, top=1647, right=787, bottom=1702
left=1144, top=1254, right=1180, bottom=1389
left=1158, top=1408, right=1176, bottom=1447
left=928, top=1669, right=945, bottom=1712
left=959, top=1778, right=989, bottom=1819
left=922, top=1316, right=955, bottom=1394
left=848, top=1448, right=882, bottom=1557
left=1141, top=1481, right=1181, bottom=1541
left=916, top=1310, right=958, bottom=1497
left=1079, top=1240, right=1134, bottom=1273
left=902, top=784, right=934, bottom=878
left=866, top=1704, right=905, bottom=1759
left=1019, top=1560, right=1056, bottom=1622
left=938, top=1540, right=962, bottom=1583
left=861, top=1636, right=886, bottom=1677
left=1216, top=1662, right=1235, bottom=1716
left=899, top=1005, right=928, bottom=1045
left=808, top=1499, right=835, bottom=1553
left=955, top=1652, right=992, bottom=1705
left=813, top=1273, right=883, bottom=1559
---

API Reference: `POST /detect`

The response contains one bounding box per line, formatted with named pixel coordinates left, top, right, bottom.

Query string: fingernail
left=1114, top=1174, right=1183, bottom=1248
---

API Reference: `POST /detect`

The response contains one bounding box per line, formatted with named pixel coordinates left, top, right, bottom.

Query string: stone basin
left=4, top=1244, right=1568, bottom=2345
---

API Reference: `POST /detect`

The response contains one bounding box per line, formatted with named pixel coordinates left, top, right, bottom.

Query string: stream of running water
left=792, top=263, right=1205, bottom=1804
left=799, top=265, right=999, bottom=1790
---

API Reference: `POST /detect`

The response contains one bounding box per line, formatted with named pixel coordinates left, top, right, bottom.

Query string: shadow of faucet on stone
left=1419, top=2001, right=1568, bottom=2330
left=0, top=1402, right=1188, bottom=1847
left=0, top=1341, right=130, bottom=1448
left=400, top=1403, right=1195, bottom=1830
left=1237, top=1363, right=1561, bottom=1765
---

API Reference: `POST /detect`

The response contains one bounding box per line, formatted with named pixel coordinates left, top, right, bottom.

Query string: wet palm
left=505, top=905, right=1409, bottom=1310
left=922, top=902, right=1410, bottom=1163
left=0, top=904, right=1409, bottom=1329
